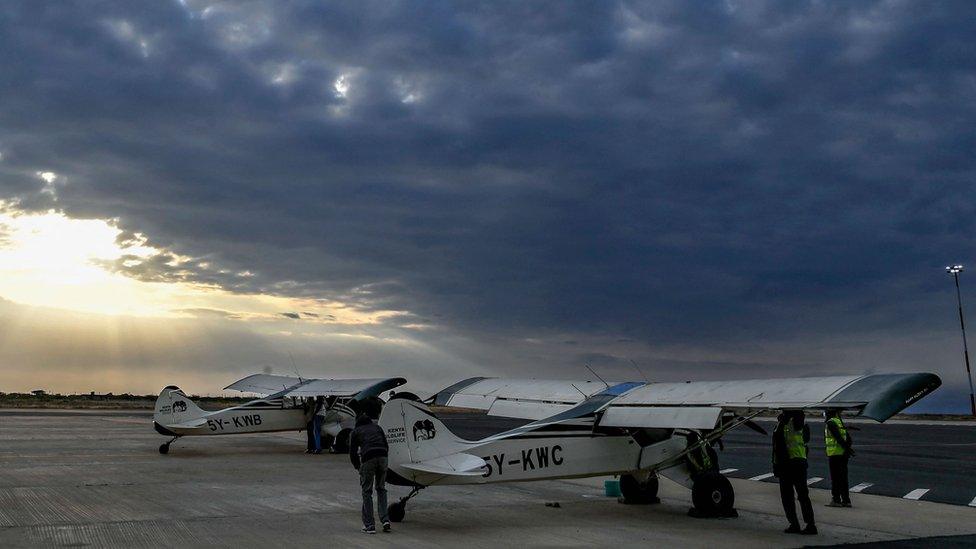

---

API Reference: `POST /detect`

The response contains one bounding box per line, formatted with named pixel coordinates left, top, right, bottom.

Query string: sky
left=0, top=1, right=974, bottom=412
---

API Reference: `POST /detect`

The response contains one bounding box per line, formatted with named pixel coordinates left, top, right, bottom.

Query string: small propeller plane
left=378, top=372, right=941, bottom=521
left=153, top=373, right=407, bottom=454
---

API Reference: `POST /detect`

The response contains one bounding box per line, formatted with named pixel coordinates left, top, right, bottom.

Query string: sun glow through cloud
left=0, top=203, right=397, bottom=324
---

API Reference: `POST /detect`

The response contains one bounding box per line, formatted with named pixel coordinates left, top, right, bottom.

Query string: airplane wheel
left=332, top=429, right=351, bottom=454
left=388, top=502, right=405, bottom=523
left=158, top=444, right=169, bottom=455
left=620, top=474, right=658, bottom=503
left=692, top=473, right=734, bottom=515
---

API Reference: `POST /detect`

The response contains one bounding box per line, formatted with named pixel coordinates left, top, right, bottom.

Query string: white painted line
left=849, top=482, right=872, bottom=493
left=749, top=473, right=774, bottom=481
left=969, top=496, right=976, bottom=507
left=806, top=477, right=823, bottom=486
left=719, top=468, right=738, bottom=474
left=903, top=488, right=930, bottom=500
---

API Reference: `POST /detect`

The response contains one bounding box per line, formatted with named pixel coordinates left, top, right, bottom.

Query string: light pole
left=946, top=264, right=976, bottom=417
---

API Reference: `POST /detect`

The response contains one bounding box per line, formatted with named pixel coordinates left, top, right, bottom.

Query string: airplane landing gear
left=332, top=429, right=351, bottom=454
left=689, top=472, right=736, bottom=518
left=159, top=435, right=180, bottom=455
left=619, top=473, right=660, bottom=504
left=388, top=486, right=424, bottom=523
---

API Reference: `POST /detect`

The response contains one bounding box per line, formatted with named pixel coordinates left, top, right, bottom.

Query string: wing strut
left=652, top=410, right=765, bottom=473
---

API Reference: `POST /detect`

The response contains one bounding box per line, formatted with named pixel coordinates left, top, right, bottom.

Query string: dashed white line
left=806, top=477, right=823, bottom=486
left=749, top=473, right=774, bottom=481
left=849, top=482, right=872, bottom=493
left=903, top=488, right=930, bottom=500
left=719, top=468, right=738, bottom=474
left=968, top=496, right=976, bottom=507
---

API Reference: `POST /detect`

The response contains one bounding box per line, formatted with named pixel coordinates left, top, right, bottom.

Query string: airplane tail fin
left=153, top=386, right=206, bottom=434
left=379, top=398, right=477, bottom=468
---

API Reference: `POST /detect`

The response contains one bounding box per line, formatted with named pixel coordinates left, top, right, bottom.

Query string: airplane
left=378, top=372, right=942, bottom=522
left=153, top=373, right=407, bottom=454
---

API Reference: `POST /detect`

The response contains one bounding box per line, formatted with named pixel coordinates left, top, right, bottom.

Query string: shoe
left=313, top=449, right=322, bottom=455
left=784, top=524, right=802, bottom=534
left=801, top=525, right=818, bottom=535
left=361, top=527, right=376, bottom=535
left=304, top=449, right=311, bottom=454
left=382, top=522, right=391, bottom=533
left=826, top=500, right=844, bottom=507
left=842, top=501, right=853, bottom=508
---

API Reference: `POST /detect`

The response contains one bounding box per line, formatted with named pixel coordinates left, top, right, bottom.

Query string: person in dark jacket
left=349, top=414, right=390, bottom=534
left=772, top=411, right=817, bottom=535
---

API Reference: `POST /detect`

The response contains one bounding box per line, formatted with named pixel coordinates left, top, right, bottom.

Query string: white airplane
left=378, top=372, right=941, bottom=521
left=153, top=373, right=407, bottom=454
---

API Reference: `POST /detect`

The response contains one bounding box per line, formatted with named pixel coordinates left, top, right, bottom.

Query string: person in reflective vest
left=824, top=410, right=854, bottom=507
left=772, top=411, right=817, bottom=535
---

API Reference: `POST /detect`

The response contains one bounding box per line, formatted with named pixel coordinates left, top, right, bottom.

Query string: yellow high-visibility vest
left=784, top=422, right=807, bottom=460
left=825, top=417, right=848, bottom=457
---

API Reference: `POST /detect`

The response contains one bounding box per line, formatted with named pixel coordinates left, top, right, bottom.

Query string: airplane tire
left=388, top=502, right=405, bottom=523
left=620, top=474, right=659, bottom=503
left=391, top=391, right=421, bottom=402
left=158, top=444, right=169, bottom=455
left=691, top=473, right=734, bottom=515
left=332, top=429, right=352, bottom=454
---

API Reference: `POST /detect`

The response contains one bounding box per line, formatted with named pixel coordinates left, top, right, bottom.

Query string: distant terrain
left=0, top=391, right=971, bottom=421
left=0, top=392, right=251, bottom=410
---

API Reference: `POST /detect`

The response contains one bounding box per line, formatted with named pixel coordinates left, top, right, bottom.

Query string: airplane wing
left=431, top=377, right=621, bottom=420
left=225, top=374, right=407, bottom=399
left=604, top=373, right=941, bottom=423
left=224, top=374, right=303, bottom=394
left=437, top=372, right=941, bottom=425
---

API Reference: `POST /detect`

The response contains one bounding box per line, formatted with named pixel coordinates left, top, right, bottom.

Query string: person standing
left=303, top=398, right=315, bottom=453
left=824, top=410, right=854, bottom=507
left=772, top=411, right=817, bottom=535
left=349, top=414, right=390, bottom=534
left=305, top=396, right=326, bottom=454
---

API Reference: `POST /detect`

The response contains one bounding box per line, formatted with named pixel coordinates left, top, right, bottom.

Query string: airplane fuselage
left=391, top=431, right=687, bottom=486
left=155, top=399, right=355, bottom=437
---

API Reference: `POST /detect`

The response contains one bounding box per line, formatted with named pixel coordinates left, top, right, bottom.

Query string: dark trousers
left=778, top=460, right=815, bottom=527
left=829, top=455, right=850, bottom=503
left=305, top=420, right=315, bottom=451
left=312, top=415, right=323, bottom=450
left=360, top=456, right=389, bottom=529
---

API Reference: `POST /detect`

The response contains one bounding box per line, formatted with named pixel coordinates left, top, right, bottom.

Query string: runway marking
left=849, top=483, right=872, bottom=493
left=749, top=473, right=774, bottom=481
left=806, top=477, right=823, bottom=486
left=719, top=468, right=738, bottom=474
left=969, top=496, right=976, bottom=507
left=903, top=488, right=929, bottom=500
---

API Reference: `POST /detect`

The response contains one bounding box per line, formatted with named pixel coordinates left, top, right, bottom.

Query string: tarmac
left=1, top=409, right=975, bottom=548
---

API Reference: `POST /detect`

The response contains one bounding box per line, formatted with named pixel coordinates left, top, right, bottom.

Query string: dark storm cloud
left=2, top=1, right=976, bottom=404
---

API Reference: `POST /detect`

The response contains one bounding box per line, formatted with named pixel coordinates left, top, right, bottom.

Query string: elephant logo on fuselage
left=412, top=419, right=436, bottom=441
